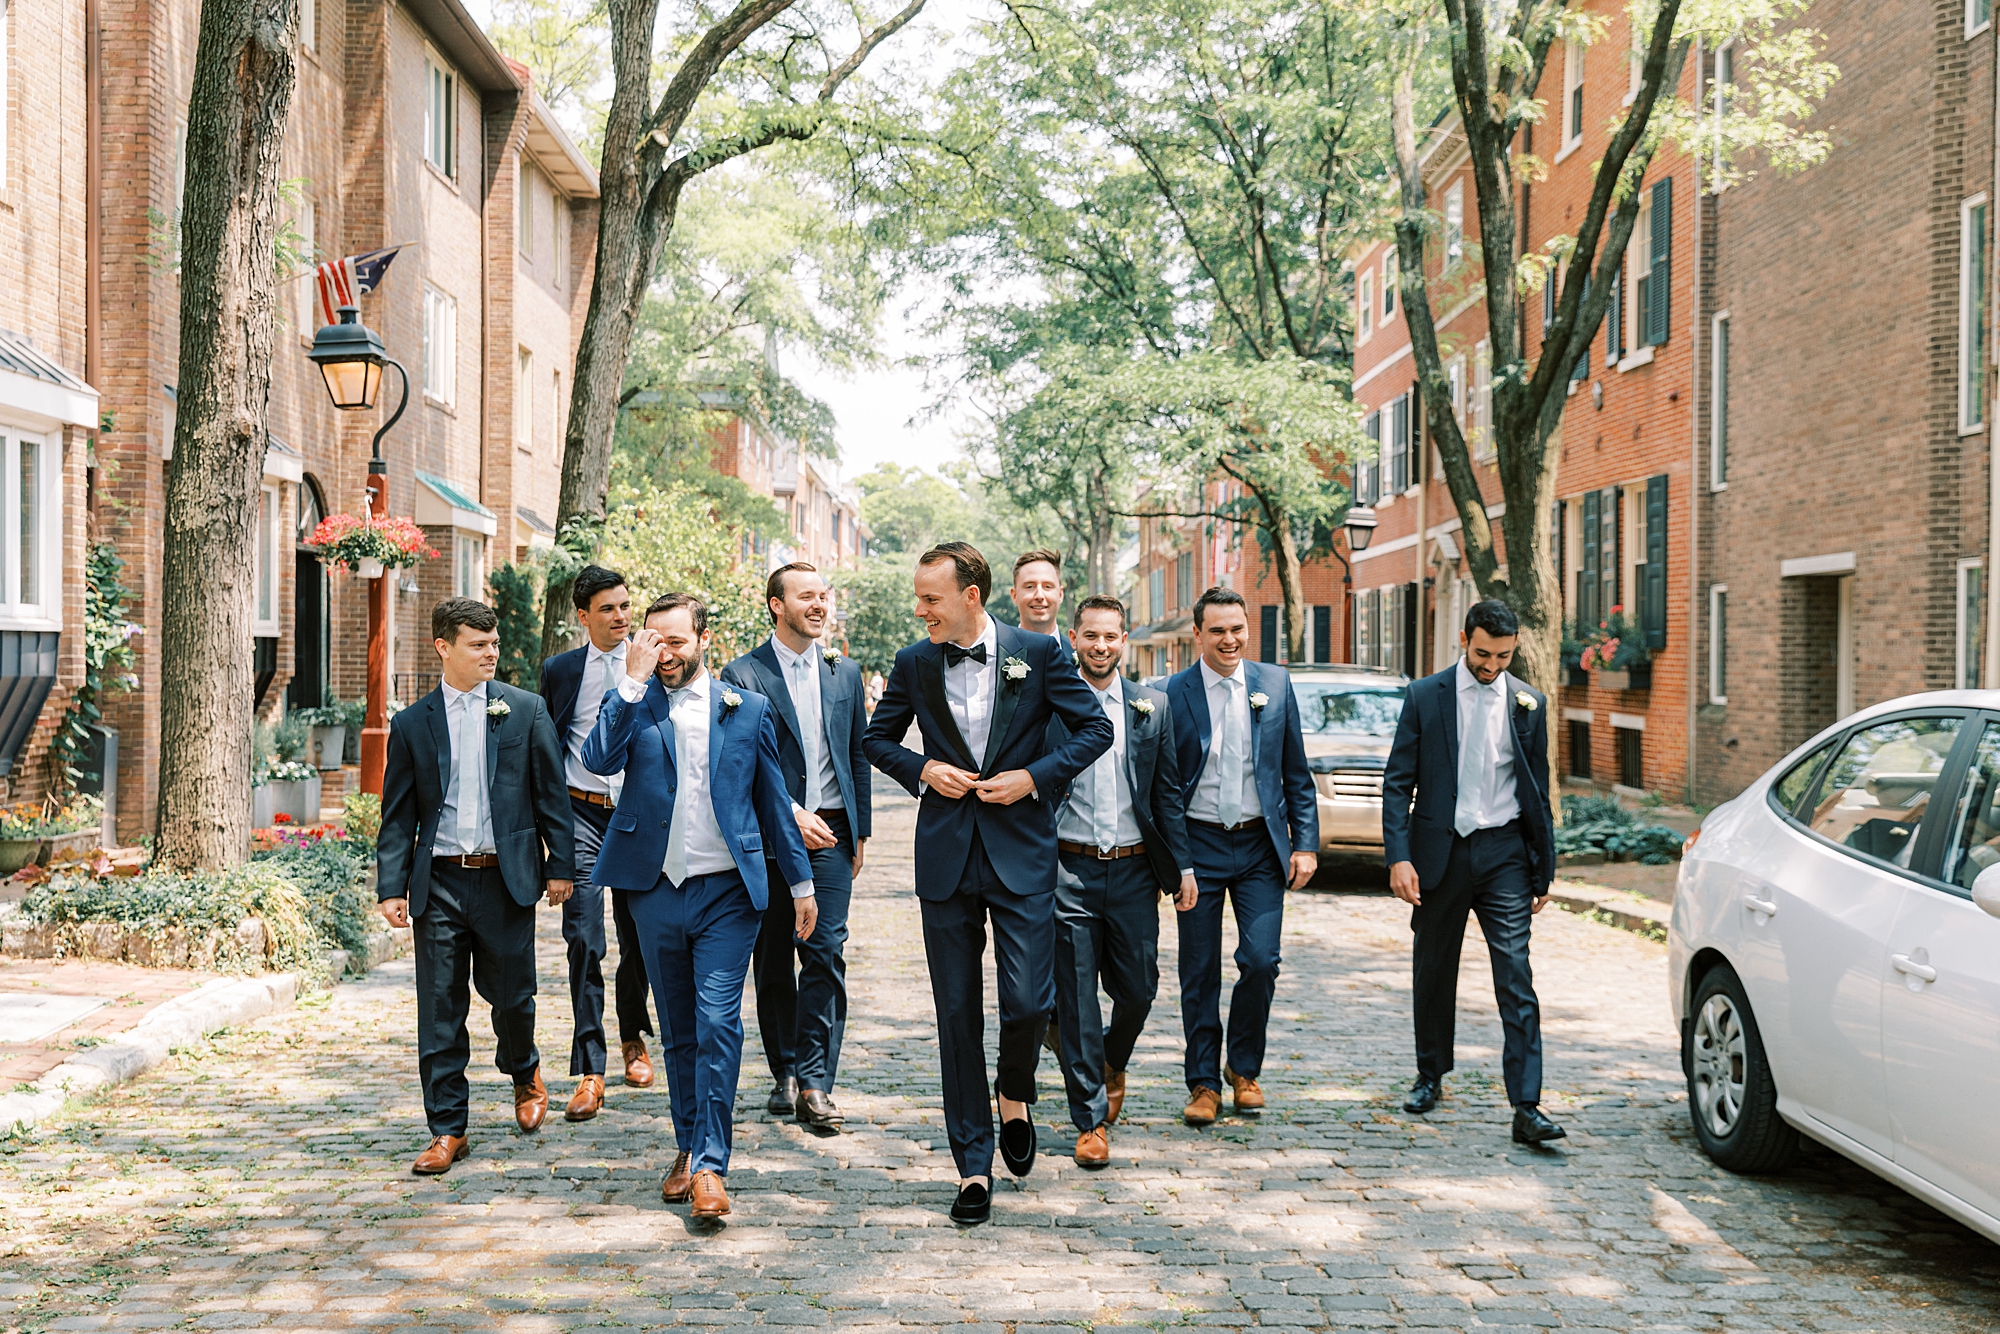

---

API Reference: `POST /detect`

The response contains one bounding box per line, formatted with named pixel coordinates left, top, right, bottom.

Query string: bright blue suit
left=1164, top=659, right=1318, bottom=1093
left=581, top=671, right=810, bottom=1174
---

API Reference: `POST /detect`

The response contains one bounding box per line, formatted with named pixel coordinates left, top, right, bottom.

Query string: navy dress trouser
left=1411, top=820, right=1544, bottom=1105
left=755, top=808, right=855, bottom=1093
left=1177, top=820, right=1287, bottom=1092
left=562, top=796, right=655, bottom=1076
left=412, top=861, right=540, bottom=1138
left=1053, top=850, right=1161, bottom=1131
left=920, top=827, right=1054, bottom=1179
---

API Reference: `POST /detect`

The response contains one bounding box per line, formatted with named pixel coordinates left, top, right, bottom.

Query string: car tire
left=1684, top=962, right=1798, bottom=1173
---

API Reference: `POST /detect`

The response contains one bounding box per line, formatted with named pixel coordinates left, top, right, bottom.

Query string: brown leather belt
left=815, top=808, right=845, bottom=821
left=1188, top=818, right=1260, bottom=833
left=1058, top=840, right=1146, bottom=860
left=568, top=786, right=615, bottom=808
left=436, top=852, right=499, bottom=869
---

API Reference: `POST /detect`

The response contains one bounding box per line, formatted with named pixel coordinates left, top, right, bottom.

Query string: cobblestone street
left=5, top=782, right=2000, bottom=1332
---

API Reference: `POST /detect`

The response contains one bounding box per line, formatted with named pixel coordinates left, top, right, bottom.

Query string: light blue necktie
left=1455, top=679, right=1491, bottom=837
left=455, top=691, right=485, bottom=853
left=1092, top=689, right=1119, bottom=849
left=1218, top=678, right=1244, bottom=828
left=794, top=655, right=822, bottom=811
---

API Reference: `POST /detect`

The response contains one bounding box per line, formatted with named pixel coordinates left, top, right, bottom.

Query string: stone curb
left=1548, top=878, right=1672, bottom=937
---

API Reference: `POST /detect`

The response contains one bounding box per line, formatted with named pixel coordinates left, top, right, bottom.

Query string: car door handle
left=1741, top=894, right=1778, bottom=916
left=1891, top=953, right=1939, bottom=983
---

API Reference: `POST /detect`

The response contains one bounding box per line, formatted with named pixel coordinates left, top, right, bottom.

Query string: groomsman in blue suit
left=864, top=542, right=1113, bottom=1225
left=581, top=592, right=814, bottom=1220
left=721, top=562, right=871, bottom=1129
left=1165, top=587, right=1318, bottom=1126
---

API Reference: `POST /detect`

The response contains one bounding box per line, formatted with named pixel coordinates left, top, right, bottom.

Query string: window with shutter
left=1643, top=474, right=1668, bottom=648
left=1580, top=490, right=1601, bottom=629
left=1607, top=259, right=1622, bottom=365
left=1367, top=589, right=1383, bottom=667
left=1261, top=603, right=1280, bottom=663
left=1313, top=605, right=1331, bottom=664
left=1391, top=393, right=1411, bottom=492
left=1602, top=486, right=1622, bottom=618
left=1359, top=411, right=1380, bottom=503
left=1646, top=177, right=1673, bottom=345
left=1402, top=582, right=1420, bottom=676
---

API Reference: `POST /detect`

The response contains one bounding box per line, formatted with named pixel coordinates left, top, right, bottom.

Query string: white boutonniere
left=485, top=698, right=510, bottom=719
left=1516, top=690, right=1537, bottom=712
left=1131, top=698, right=1155, bottom=716
left=1002, top=656, right=1030, bottom=682
left=822, top=647, right=841, bottom=665
left=1248, top=692, right=1269, bottom=711
left=720, top=690, right=743, bottom=711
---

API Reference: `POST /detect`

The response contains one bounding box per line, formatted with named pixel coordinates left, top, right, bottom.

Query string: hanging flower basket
left=305, top=514, right=438, bottom=574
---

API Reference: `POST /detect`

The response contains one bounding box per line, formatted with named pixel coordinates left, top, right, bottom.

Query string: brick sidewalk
left=0, top=957, right=221, bottom=1086
left=2, top=779, right=1997, bottom=1331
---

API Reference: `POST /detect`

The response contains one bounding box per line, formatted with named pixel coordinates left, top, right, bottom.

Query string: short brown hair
left=1192, top=586, right=1248, bottom=630
left=1012, top=548, right=1063, bottom=581
left=919, top=541, right=991, bottom=605
left=765, top=561, right=821, bottom=621
left=432, top=597, right=498, bottom=643
left=644, top=592, right=709, bottom=636
left=1071, top=594, right=1127, bottom=629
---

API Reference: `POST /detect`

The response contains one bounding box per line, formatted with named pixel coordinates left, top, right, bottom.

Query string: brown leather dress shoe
left=1183, top=1086, right=1221, bottom=1126
left=514, top=1069, right=548, bottom=1133
left=661, top=1151, right=694, bottom=1202
left=412, top=1135, right=468, bottom=1175
left=1224, top=1065, right=1265, bottom=1113
left=689, top=1170, right=730, bottom=1218
left=1075, top=1124, right=1110, bottom=1168
left=1104, top=1068, right=1127, bottom=1124
left=565, top=1075, right=604, bottom=1122
left=795, top=1087, right=844, bottom=1129
left=622, top=1039, right=655, bottom=1088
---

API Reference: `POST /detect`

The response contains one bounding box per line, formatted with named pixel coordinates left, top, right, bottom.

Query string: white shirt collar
left=1199, top=657, right=1245, bottom=692
left=947, top=614, right=996, bottom=659
left=441, top=679, right=487, bottom=706
left=587, top=639, right=627, bottom=663
left=771, top=634, right=816, bottom=669
left=672, top=668, right=710, bottom=702
left=1456, top=658, right=1502, bottom=694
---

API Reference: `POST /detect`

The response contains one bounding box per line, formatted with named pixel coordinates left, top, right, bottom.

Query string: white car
left=1672, top=691, right=2000, bottom=1243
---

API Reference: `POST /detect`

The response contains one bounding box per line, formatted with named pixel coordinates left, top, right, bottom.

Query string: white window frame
left=455, top=533, right=486, bottom=600
left=300, top=0, right=315, bottom=51
left=1444, top=183, right=1464, bottom=267
left=0, top=0, right=10, bottom=184
left=555, top=196, right=570, bottom=288
left=425, top=53, right=457, bottom=178
left=1959, top=558, right=1986, bottom=690
left=515, top=347, right=533, bottom=450
left=423, top=283, right=457, bottom=405
left=1710, top=309, right=1730, bottom=489
left=1472, top=338, right=1493, bottom=460
left=1971, top=0, right=1993, bottom=39
left=0, top=426, right=60, bottom=631
left=1561, top=39, right=1585, bottom=152
left=1381, top=249, right=1398, bottom=323
left=253, top=483, right=281, bottom=637
left=1625, top=3, right=1646, bottom=103
left=1627, top=192, right=1652, bottom=352
left=1357, top=271, right=1374, bottom=342
left=518, top=156, right=537, bottom=257
left=1961, top=194, right=1989, bottom=434
left=1708, top=582, right=1728, bottom=705
left=551, top=367, right=563, bottom=450
left=1447, top=354, right=1466, bottom=426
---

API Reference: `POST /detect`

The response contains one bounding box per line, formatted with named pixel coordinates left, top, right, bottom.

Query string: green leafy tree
left=598, top=483, right=766, bottom=660
left=487, top=563, right=545, bottom=689
left=853, top=463, right=971, bottom=554
left=835, top=553, right=918, bottom=672
left=488, top=0, right=612, bottom=152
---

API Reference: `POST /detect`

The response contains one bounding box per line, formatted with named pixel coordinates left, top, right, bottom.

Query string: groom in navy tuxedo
left=863, top=542, right=1113, bottom=1224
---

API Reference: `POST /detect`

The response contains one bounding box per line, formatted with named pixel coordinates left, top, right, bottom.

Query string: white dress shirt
left=771, top=635, right=839, bottom=813
left=434, top=680, right=496, bottom=855
left=617, top=668, right=814, bottom=898
left=1059, top=675, right=1141, bottom=850
left=943, top=614, right=1000, bottom=764
left=1453, top=658, right=1520, bottom=829
left=1187, top=658, right=1263, bottom=823
left=565, top=640, right=627, bottom=797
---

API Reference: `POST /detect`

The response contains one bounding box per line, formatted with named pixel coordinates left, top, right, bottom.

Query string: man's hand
left=379, top=897, right=410, bottom=928
left=921, top=759, right=980, bottom=799
left=1389, top=860, right=1421, bottom=906
left=974, top=769, right=1036, bottom=805
left=1288, top=851, right=1318, bottom=890
left=544, top=879, right=573, bottom=906
left=794, top=894, right=818, bottom=942
left=625, top=627, right=664, bottom=682
left=1532, top=893, right=1549, bottom=915
left=1174, top=873, right=1199, bottom=912
left=852, top=838, right=867, bottom=877
left=794, top=807, right=838, bottom=850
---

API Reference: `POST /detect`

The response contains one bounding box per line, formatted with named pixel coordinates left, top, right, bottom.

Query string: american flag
left=313, top=246, right=405, bottom=329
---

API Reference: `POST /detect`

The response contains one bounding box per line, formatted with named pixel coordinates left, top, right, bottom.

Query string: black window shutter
left=1403, top=582, right=1420, bottom=676
left=1605, top=485, right=1623, bottom=614
left=1580, top=490, right=1601, bottom=629
left=1260, top=603, right=1279, bottom=662
left=1544, top=270, right=1556, bottom=327
left=1313, top=605, right=1331, bottom=664
left=1607, top=260, right=1622, bottom=364
left=1643, top=474, right=1668, bottom=648
left=1647, top=177, right=1672, bottom=346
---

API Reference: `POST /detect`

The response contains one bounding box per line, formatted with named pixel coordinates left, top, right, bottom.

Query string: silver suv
left=1290, top=665, right=1410, bottom=854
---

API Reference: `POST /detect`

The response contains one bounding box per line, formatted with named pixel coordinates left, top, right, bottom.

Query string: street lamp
left=1332, top=505, right=1378, bottom=662
left=306, top=305, right=409, bottom=798
left=1344, top=505, right=1378, bottom=553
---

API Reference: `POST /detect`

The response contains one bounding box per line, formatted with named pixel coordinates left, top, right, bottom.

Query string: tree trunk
left=154, top=0, right=298, bottom=871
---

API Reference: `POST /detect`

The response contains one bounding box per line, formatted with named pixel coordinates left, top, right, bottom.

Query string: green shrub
left=342, top=791, right=382, bottom=846
left=251, top=840, right=372, bottom=957
left=20, top=863, right=326, bottom=975
left=272, top=711, right=310, bottom=761
left=489, top=562, right=544, bottom=689
left=1555, top=794, right=1684, bottom=865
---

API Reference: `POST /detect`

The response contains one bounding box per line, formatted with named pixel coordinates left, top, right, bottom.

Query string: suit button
left=661, top=820, right=670, bottom=828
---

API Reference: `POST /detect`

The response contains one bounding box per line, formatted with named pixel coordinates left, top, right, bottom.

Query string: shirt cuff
left=1179, top=867, right=1195, bottom=877
left=791, top=800, right=807, bottom=815
left=789, top=880, right=816, bottom=899
left=617, top=676, right=648, bottom=702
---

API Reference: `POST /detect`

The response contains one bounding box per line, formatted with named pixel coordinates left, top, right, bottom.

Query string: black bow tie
left=944, top=641, right=988, bottom=667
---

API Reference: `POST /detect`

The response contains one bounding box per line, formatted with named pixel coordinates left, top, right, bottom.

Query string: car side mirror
left=1972, top=864, right=2000, bottom=919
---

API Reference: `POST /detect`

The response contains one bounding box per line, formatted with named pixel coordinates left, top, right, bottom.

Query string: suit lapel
left=751, top=641, right=804, bottom=752
left=424, top=691, right=451, bottom=797
left=1177, top=669, right=1213, bottom=767
left=1501, top=671, right=1536, bottom=799
left=484, top=687, right=501, bottom=797
left=1244, top=663, right=1264, bottom=773
left=646, top=677, right=677, bottom=781
left=982, top=623, right=1025, bottom=776
left=916, top=641, right=978, bottom=771
left=708, top=685, right=728, bottom=792
left=821, top=653, right=847, bottom=759
left=1438, top=670, right=1460, bottom=775
left=1123, top=692, right=1147, bottom=798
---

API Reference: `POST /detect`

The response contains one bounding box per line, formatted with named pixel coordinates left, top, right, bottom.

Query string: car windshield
left=1294, top=681, right=1406, bottom=737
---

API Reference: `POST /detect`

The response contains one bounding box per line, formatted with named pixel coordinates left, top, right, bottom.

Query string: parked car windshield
left=1294, top=681, right=1406, bottom=737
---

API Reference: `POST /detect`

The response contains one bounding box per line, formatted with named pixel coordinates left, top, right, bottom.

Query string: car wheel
left=1684, top=963, right=1798, bottom=1172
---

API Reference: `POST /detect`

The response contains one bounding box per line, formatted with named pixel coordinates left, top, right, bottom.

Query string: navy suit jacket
left=1044, top=678, right=1192, bottom=893
left=863, top=620, right=1114, bottom=900
left=1380, top=666, right=1555, bottom=892
left=376, top=681, right=575, bottom=916
left=578, top=672, right=812, bottom=908
left=719, top=639, right=871, bottom=843
left=539, top=643, right=596, bottom=739
left=1165, top=660, right=1319, bottom=870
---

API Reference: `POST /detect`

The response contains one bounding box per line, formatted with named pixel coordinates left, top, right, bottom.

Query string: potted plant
left=254, top=760, right=324, bottom=827
left=1577, top=606, right=1653, bottom=691
left=291, top=704, right=349, bottom=771
left=303, top=513, right=437, bottom=578
left=0, top=794, right=107, bottom=870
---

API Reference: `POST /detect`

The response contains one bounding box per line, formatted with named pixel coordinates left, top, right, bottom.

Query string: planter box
left=1593, top=664, right=1653, bottom=692
left=40, top=828, right=100, bottom=864
left=254, top=776, right=323, bottom=827
left=310, top=724, right=347, bottom=771
left=0, top=838, right=39, bottom=874
left=1566, top=665, right=1590, bottom=688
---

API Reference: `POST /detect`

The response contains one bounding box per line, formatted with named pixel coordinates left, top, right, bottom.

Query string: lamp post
left=308, top=305, right=409, bottom=797
left=1331, top=505, right=1377, bottom=662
